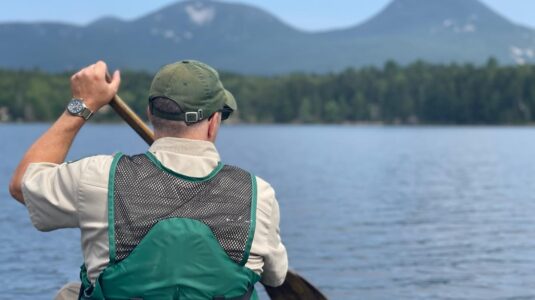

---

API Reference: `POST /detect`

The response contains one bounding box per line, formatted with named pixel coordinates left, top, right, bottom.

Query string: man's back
left=22, top=137, right=287, bottom=289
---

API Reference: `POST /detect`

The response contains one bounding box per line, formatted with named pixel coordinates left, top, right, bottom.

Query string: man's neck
left=154, top=133, right=214, bottom=144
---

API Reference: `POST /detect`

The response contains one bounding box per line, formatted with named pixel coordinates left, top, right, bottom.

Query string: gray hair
left=149, top=97, right=205, bottom=137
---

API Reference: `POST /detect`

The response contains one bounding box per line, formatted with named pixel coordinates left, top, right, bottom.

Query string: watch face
left=68, top=99, right=84, bottom=114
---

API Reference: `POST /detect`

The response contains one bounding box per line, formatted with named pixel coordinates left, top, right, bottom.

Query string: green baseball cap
left=149, top=60, right=237, bottom=123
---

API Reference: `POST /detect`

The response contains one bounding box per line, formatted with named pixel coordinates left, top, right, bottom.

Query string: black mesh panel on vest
left=113, top=154, right=253, bottom=264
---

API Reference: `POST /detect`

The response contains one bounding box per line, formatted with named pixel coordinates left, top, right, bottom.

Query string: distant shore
left=5, top=121, right=535, bottom=127
left=2, top=60, right=535, bottom=125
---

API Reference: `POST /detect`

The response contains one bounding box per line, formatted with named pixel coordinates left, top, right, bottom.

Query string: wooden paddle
left=108, top=93, right=154, bottom=145
left=264, top=270, right=328, bottom=300
left=106, top=75, right=327, bottom=300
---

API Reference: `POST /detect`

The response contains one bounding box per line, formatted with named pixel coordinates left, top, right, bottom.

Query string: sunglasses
left=220, top=105, right=233, bottom=121
left=209, top=105, right=233, bottom=122
left=214, top=105, right=234, bottom=121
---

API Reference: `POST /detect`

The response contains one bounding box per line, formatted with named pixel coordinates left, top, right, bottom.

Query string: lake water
left=2, top=124, right=535, bottom=300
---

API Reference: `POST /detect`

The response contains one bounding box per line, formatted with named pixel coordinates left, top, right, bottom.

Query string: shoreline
left=4, top=122, right=535, bottom=128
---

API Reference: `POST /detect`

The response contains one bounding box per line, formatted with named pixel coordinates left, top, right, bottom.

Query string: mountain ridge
left=0, top=0, right=534, bottom=74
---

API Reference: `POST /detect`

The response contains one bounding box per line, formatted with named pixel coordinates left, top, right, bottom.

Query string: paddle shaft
left=105, top=73, right=155, bottom=145
left=109, top=94, right=155, bottom=145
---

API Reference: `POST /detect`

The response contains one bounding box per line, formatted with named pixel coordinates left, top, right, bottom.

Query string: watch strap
left=81, top=108, right=93, bottom=120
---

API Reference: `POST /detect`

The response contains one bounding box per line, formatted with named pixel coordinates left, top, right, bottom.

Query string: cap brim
left=224, top=90, right=237, bottom=111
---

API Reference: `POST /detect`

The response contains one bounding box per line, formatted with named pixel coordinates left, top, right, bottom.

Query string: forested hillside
left=1, top=59, right=535, bottom=124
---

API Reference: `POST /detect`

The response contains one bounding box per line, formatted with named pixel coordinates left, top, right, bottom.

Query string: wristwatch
left=67, top=98, right=93, bottom=120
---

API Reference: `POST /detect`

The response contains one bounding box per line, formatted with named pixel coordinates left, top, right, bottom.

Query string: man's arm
left=8, top=61, right=121, bottom=204
left=251, top=177, right=288, bottom=287
left=260, top=195, right=288, bottom=286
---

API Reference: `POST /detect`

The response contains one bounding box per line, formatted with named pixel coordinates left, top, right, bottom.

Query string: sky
left=0, top=0, right=534, bottom=31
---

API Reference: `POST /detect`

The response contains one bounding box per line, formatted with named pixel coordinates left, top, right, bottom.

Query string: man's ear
left=146, top=106, right=153, bottom=124
left=207, top=112, right=221, bottom=142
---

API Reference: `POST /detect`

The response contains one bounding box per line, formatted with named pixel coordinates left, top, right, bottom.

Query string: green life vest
left=80, top=152, right=261, bottom=300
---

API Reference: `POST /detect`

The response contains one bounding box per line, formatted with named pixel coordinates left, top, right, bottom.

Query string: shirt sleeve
left=21, top=155, right=111, bottom=232
left=248, top=176, right=288, bottom=287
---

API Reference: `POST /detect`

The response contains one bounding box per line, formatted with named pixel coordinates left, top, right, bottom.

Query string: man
left=9, top=60, right=288, bottom=299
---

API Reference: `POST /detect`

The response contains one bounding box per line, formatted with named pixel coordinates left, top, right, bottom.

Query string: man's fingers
left=69, top=62, right=119, bottom=110
left=93, top=61, right=107, bottom=80
left=109, top=70, right=121, bottom=92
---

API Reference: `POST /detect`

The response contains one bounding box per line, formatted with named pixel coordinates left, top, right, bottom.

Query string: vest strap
left=79, top=281, right=255, bottom=300
left=213, top=284, right=254, bottom=300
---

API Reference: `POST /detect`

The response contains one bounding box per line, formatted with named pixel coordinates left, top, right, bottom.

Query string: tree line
left=1, top=59, right=535, bottom=124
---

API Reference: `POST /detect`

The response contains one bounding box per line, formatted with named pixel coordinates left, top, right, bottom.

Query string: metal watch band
left=80, top=108, right=93, bottom=120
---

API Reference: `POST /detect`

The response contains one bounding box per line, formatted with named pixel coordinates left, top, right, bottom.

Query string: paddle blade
left=264, top=270, right=328, bottom=300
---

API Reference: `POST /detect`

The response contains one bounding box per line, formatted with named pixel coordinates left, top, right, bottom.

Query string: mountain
left=0, top=1, right=309, bottom=73
left=326, top=0, right=535, bottom=66
left=349, top=0, right=517, bottom=35
left=0, top=0, right=534, bottom=74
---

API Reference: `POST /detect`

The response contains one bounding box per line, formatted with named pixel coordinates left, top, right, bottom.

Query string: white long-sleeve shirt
left=21, top=137, right=288, bottom=287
